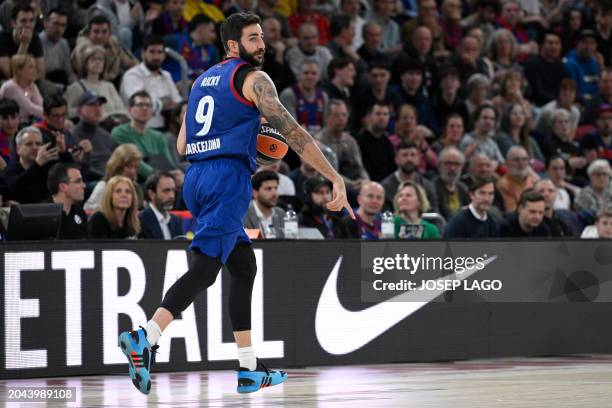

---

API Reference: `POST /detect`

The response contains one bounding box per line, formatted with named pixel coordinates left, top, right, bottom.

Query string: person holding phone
left=1, top=126, right=72, bottom=203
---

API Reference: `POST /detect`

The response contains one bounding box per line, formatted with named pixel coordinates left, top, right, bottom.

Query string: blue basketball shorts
left=183, top=158, right=252, bottom=264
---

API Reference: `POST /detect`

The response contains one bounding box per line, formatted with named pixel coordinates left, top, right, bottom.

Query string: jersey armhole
left=232, top=64, right=256, bottom=105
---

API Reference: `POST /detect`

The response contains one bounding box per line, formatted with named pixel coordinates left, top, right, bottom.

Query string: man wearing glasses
left=496, top=146, right=537, bottom=213
left=2, top=126, right=71, bottom=203
left=111, top=90, right=182, bottom=182
left=47, top=162, right=88, bottom=239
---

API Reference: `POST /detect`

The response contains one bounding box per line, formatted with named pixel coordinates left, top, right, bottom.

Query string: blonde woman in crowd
left=84, top=143, right=143, bottom=211
left=88, top=175, right=141, bottom=239
left=0, top=54, right=43, bottom=121
left=393, top=180, right=440, bottom=239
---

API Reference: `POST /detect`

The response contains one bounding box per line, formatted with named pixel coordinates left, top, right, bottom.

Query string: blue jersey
left=185, top=58, right=260, bottom=172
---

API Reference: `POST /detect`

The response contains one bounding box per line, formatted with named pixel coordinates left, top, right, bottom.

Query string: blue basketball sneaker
left=237, top=359, right=288, bottom=393
left=118, top=327, right=158, bottom=395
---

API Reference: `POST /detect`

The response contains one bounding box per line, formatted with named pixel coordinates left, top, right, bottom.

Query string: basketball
left=256, top=122, right=289, bottom=166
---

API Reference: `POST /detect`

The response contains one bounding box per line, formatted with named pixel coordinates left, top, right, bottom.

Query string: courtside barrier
left=1, top=240, right=612, bottom=379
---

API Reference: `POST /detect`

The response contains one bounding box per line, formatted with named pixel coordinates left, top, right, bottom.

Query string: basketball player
left=118, top=13, right=353, bottom=395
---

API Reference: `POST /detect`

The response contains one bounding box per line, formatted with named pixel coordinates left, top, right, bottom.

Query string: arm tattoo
left=251, top=72, right=312, bottom=154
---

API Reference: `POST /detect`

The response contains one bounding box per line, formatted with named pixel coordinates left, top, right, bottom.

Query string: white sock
left=237, top=346, right=257, bottom=371
left=143, top=320, right=162, bottom=346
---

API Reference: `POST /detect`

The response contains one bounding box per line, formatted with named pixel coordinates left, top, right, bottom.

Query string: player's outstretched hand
left=327, top=178, right=355, bottom=219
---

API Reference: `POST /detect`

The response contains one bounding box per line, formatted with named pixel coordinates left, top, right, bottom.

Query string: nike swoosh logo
left=315, top=255, right=497, bottom=355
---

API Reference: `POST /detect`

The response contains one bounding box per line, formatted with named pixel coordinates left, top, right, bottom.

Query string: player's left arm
left=243, top=70, right=354, bottom=217
left=177, top=116, right=186, bottom=156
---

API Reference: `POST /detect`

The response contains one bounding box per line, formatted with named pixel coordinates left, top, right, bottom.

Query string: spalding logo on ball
left=256, top=122, right=289, bottom=165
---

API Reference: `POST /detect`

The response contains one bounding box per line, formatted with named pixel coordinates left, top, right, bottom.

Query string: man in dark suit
left=139, top=171, right=182, bottom=239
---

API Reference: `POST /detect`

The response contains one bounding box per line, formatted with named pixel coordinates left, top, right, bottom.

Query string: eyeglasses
left=592, top=172, right=610, bottom=177
left=510, top=157, right=529, bottom=162
left=442, top=161, right=463, bottom=166
left=67, top=178, right=84, bottom=184
left=133, top=102, right=152, bottom=108
left=48, top=112, right=67, bottom=119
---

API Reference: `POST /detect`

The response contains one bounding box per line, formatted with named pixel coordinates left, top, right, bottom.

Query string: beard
left=400, top=162, right=417, bottom=175
left=258, top=197, right=277, bottom=209
left=144, top=60, right=161, bottom=72
left=238, top=42, right=264, bottom=67
left=509, top=167, right=529, bottom=179
left=155, top=198, right=174, bottom=212
left=440, top=170, right=460, bottom=184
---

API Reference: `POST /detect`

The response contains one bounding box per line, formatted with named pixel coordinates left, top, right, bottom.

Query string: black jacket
left=139, top=207, right=182, bottom=239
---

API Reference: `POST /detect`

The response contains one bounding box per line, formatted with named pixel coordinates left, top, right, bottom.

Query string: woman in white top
left=85, top=143, right=143, bottom=211
left=546, top=155, right=580, bottom=210
left=64, top=45, right=128, bottom=125
left=0, top=54, right=43, bottom=122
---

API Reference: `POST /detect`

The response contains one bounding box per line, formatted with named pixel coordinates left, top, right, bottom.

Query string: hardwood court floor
left=2, top=355, right=612, bottom=407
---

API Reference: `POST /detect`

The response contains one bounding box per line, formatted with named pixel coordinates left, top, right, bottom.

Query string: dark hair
left=396, top=141, right=419, bottom=152
left=43, top=93, right=67, bottom=114
left=443, top=112, right=463, bottom=129
left=188, top=13, right=214, bottom=34
left=168, top=100, right=187, bottom=135
left=142, top=35, right=165, bottom=50
left=128, top=90, right=151, bottom=107
left=88, top=14, right=111, bottom=29
left=441, top=113, right=464, bottom=140
left=545, top=154, right=568, bottom=170
left=327, top=56, right=353, bottom=80
left=472, top=103, right=497, bottom=124
left=397, top=57, right=424, bottom=75
left=12, top=3, right=34, bottom=20
left=476, top=0, right=501, bottom=13
left=144, top=171, right=175, bottom=196
left=539, top=29, right=561, bottom=44
left=596, top=2, right=612, bottom=14
left=0, top=98, right=19, bottom=116
left=558, top=77, right=578, bottom=94
left=46, top=7, right=68, bottom=19
left=518, top=189, right=545, bottom=208
left=366, top=101, right=390, bottom=114
left=368, top=59, right=390, bottom=72
left=469, top=175, right=495, bottom=193
left=252, top=170, right=279, bottom=190
left=439, top=64, right=459, bottom=80
left=562, top=7, right=583, bottom=34
left=329, top=14, right=351, bottom=38
left=220, top=12, right=261, bottom=53
left=47, top=162, right=81, bottom=195
left=499, top=102, right=532, bottom=156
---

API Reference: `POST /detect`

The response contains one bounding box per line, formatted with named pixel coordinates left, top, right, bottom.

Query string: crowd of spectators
left=0, top=0, right=610, bottom=241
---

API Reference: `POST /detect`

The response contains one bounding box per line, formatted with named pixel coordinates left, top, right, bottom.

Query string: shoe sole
left=237, top=373, right=288, bottom=394
left=118, top=332, right=152, bottom=395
